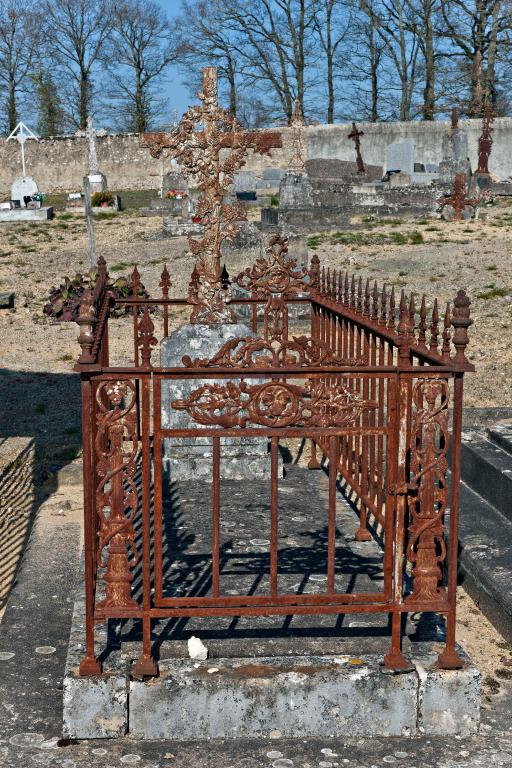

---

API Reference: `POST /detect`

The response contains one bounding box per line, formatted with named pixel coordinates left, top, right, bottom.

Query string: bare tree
left=42, top=0, right=112, bottom=130
left=224, top=0, right=317, bottom=122
left=440, top=0, right=512, bottom=114
left=313, top=0, right=351, bottom=122
left=361, top=0, right=421, bottom=121
left=174, top=0, right=239, bottom=116
left=104, top=0, right=176, bottom=132
left=0, top=1, right=40, bottom=133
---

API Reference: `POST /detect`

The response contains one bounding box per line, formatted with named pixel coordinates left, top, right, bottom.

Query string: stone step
left=460, top=434, right=512, bottom=522
left=487, top=420, right=512, bottom=457
left=458, top=479, right=512, bottom=642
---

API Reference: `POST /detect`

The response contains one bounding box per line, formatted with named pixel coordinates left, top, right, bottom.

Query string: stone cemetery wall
left=2, top=117, right=512, bottom=194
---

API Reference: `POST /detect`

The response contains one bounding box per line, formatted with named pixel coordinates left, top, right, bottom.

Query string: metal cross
left=348, top=122, right=365, bottom=174
left=6, top=121, right=38, bottom=178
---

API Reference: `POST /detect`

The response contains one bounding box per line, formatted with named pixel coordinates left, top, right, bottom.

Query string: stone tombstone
left=11, top=176, right=38, bottom=207
left=86, top=118, right=107, bottom=192
left=261, top=206, right=279, bottom=228
left=160, top=323, right=278, bottom=481
left=87, top=172, right=107, bottom=193
left=305, top=158, right=351, bottom=179
left=439, top=120, right=471, bottom=185
left=162, top=170, right=188, bottom=196
left=262, top=168, right=286, bottom=181
left=279, top=170, right=314, bottom=209
left=384, top=139, right=415, bottom=176
left=232, top=170, right=257, bottom=193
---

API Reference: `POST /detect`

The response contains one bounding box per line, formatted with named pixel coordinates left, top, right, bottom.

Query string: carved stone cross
left=348, top=122, right=365, bottom=174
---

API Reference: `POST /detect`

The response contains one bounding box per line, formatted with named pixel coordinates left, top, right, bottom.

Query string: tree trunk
left=422, top=1, right=435, bottom=120
left=79, top=71, right=89, bottom=130
left=326, top=1, right=334, bottom=123
left=8, top=75, right=17, bottom=133
left=227, top=56, right=237, bottom=116
left=370, top=19, right=379, bottom=122
left=134, top=70, right=146, bottom=133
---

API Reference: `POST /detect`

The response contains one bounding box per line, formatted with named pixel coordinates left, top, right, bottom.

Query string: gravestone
left=232, top=171, right=257, bottom=194
left=160, top=324, right=278, bottom=481
left=162, top=170, right=188, bottom=196
left=279, top=170, right=314, bottom=209
left=438, top=112, right=471, bottom=186
left=11, top=177, right=38, bottom=208
left=385, top=139, right=415, bottom=177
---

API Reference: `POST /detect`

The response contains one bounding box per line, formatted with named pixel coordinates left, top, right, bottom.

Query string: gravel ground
left=0, top=203, right=511, bottom=404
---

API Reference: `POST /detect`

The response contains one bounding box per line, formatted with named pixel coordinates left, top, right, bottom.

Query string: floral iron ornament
left=172, top=379, right=377, bottom=430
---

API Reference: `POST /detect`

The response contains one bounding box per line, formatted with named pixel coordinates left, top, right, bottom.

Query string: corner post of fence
left=79, top=375, right=102, bottom=676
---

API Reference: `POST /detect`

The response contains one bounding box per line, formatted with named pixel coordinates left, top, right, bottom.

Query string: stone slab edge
left=62, top=561, right=128, bottom=740
left=62, top=568, right=480, bottom=740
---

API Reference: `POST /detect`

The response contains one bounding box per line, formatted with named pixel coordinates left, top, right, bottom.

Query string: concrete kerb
left=63, top=573, right=481, bottom=740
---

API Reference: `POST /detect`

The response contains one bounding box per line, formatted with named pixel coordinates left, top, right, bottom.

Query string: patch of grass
left=56, top=221, right=69, bottom=230
left=390, top=231, right=408, bottom=245
left=110, top=261, right=135, bottom=272
left=476, top=285, right=508, bottom=300
left=486, top=264, right=498, bottom=271
left=59, top=353, right=74, bottom=362
left=425, top=226, right=441, bottom=232
left=495, top=668, right=512, bottom=680
left=484, top=675, right=501, bottom=694
left=409, top=230, right=424, bottom=244
left=59, top=212, right=74, bottom=221
left=95, top=211, right=118, bottom=221
left=307, top=235, right=323, bottom=249
left=19, top=245, right=37, bottom=252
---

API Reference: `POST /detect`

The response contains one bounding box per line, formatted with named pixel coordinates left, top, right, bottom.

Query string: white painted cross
left=6, top=121, right=38, bottom=178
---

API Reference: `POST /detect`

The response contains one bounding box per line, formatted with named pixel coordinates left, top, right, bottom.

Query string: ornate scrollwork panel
left=172, top=379, right=377, bottom=430
left=182, top=334, right=368, bottom=369
left=405, top=378, right=450, bottom=604
left=95, top=380, right=139, bottom=609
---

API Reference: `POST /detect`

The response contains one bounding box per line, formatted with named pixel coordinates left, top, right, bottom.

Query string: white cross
left=6, top=122, right=38, bottom=178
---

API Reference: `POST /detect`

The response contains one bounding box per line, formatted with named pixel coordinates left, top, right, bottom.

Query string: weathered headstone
left=160, top=324, right=277, bottom=481
left=438, top=108, right=471, bottom=185
left=232, top=170, right=257, bottom=194
left=11, top=177, right=39, bottom=207
left=385, top=138, right=415, bottom=177
left=279, top=170, right=314, bottom=209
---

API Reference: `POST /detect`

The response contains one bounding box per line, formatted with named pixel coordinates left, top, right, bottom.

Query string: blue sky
left=159, top=0, right=194, bottom=120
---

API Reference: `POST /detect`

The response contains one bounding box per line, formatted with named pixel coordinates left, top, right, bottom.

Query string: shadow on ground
left=0, top=368, right=82, bottom=608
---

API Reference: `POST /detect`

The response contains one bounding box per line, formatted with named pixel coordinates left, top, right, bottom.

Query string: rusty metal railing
left=74, top=246, right=473, bottom=678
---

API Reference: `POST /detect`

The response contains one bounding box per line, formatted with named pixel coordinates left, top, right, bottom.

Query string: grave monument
left=85, top=117, right=107, bottom=193
left=438, top=108, right=471, bottom=186
left=0, top=122, right=53, bottom=222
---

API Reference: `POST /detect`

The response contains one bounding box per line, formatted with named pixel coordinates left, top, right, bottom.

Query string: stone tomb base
left=160, top=323, right=280, bottom=481
left=0, top=206, right=53, bottom=222
left=63, top=592, right=481, bottom=740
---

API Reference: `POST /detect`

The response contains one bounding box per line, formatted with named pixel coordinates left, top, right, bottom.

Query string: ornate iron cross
left=140, top=68, right=282, bottom=325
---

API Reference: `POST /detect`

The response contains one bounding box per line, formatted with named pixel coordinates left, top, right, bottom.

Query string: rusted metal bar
left=212, top=436, right=221, bottom=598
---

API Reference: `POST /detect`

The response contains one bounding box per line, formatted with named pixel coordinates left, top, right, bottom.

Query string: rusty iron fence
left=75, top=240, right=473, bottom=678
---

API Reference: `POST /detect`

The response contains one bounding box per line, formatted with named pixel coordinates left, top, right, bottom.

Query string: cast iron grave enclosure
left=75, top=65, right=473, bottom=679
left=75, top=242, right=473, bottom=678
